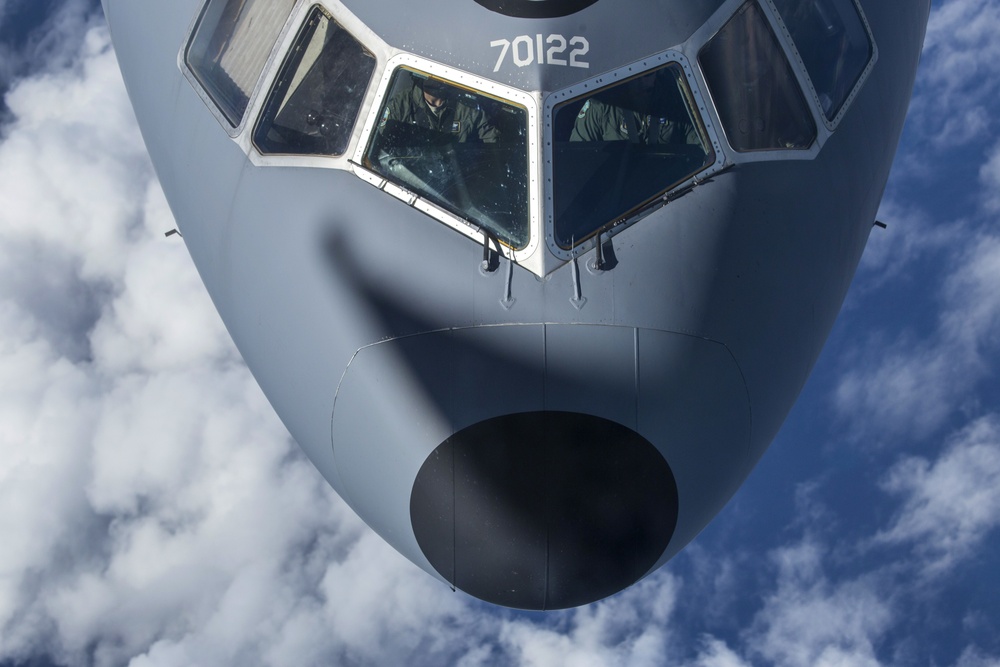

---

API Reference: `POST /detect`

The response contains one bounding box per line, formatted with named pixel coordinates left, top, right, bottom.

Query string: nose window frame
left=182, top=0, right=295, bottom=135
left=543, top=51, right=727, bottom=261
left=764, top=0, right=877, bottom=130
left=698, top=0, right=819, bottom=153
left=252, top=5, right=377, bottom=158
left=352, top=53, right=541, bottom=264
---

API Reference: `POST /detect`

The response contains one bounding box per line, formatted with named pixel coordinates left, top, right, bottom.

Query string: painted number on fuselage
left=491, top=35, right=590, bottom=72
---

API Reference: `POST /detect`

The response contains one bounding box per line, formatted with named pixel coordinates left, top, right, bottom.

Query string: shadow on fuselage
left=320, top=231, right=678, bottom=609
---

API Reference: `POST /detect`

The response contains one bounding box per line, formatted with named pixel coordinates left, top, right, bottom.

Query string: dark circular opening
left=410, top=411, right=678, bottom=609
left=472, top=0, right=600, bottom=19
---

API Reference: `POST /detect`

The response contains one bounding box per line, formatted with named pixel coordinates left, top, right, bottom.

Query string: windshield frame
left=761, top=0, right=877, bottom=130
left=353, top=53, right=541, bottom=262
left=542, top=50, right=726, bottom=260
left=180, top=0, right=299, bottom=137
left=251, top=4, right=378, bottom=159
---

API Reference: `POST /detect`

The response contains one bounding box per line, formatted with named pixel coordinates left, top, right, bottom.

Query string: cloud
left=680, top=412, right=1000, bottom=666
left=706, top=421, right=1000, bottom=664
left=497, top=573, right=680, bottom=667
left=858, top=197, right=963, bottom=290
left=0, top=25, right=151, bottom=363
left=953, top=647, right=1000, bottom=667
left=0, top=16, right=697, bottom=667
left=939, top=232, right=1000, bottom=353
left=0, top=0, right=102, bottom=107
left=981, top=140, right=1000, bottom=211
left=0, top=15, right=152, bottom=661
left=834, top=1, right=1000, bottom=440
left=874, top=415, right=1000, bottom=575
left=4, top=2, right=1000, bottom=667
left=834, top=339, right=966, bottom=440
left=910, top=0, right=1000, bottom=149
left=835, top=219, right=1000, bottom=440
left=741, top=541, right=894, bottom=667
left=687, top=639, right=752, bottom=667
left=0, top=16, right=363, bottom=667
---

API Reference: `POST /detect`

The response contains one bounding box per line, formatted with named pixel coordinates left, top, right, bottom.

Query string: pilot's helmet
left=420, top=78, right=452, bottom=100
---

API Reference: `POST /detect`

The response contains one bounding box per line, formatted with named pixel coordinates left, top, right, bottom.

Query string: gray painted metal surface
left=102, top=0, right=931, bottom=608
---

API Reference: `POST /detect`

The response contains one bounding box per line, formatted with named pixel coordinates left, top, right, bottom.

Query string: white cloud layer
left=860, top=198, right=963, bottom=289
left=875, top=416, right=1000, bottom=575
left=911, top=0, right=1000, bottom=150
left=837, top=0, right=1000, bottom=441
left=2, top=2, right=1000, bottom=666
left=981, top=141, right=1000, bottom=211
left=0, top=0, right=101, bottom=100
left=0, top=19, right=700, bottom=667
left=746, top=542, right=893, bottom=667
left=954, top=648, right=1000, bottom=667
left=835, top=231, right=1000, bottom=439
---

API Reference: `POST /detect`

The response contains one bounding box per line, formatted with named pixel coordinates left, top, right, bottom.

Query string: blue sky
left=1, top=0, right=998, bottom=665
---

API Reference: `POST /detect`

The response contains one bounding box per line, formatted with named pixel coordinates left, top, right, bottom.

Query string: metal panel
left=331, top=325, right=545, bottom=570
left=543, top=324, right=637, bottom=429
left=636, top=328, right=751, bottom=566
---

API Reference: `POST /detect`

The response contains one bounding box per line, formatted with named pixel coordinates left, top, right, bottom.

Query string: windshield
left=771, top=0, right=874, bottom=120
left=551, top=64, right=715, bottom=249
left=254, top=6, right=376, bottom=156
left=363, top=68, right=530, bottom=250
left=699, top=1, right=818, bottom=152
left=186, top=0, right=291, bottom=127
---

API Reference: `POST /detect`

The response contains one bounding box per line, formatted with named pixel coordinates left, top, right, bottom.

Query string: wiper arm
left=628, top=162, right=736, bottom=222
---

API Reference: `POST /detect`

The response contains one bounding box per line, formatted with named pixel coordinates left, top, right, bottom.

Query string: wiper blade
left=627, top=162, right=736, bottom=222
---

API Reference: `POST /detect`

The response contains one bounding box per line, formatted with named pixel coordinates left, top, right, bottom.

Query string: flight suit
left=570, top=97, right=700, bottom=145
left=380, top=83, right=499, bottom=143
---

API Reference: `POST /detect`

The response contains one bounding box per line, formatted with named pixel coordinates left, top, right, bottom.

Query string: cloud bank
left=1, top=1, right=999, bottom=666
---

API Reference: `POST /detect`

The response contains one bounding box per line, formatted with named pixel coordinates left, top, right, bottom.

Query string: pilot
left=570, top=72, right=700, bottom=145
left=379, top=77, right=499, bottom=143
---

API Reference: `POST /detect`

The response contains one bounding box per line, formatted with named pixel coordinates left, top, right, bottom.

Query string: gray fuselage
left=103, top=0, right=930, bottom=609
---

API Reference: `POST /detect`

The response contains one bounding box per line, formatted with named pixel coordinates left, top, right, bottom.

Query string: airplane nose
left=410, top=411, right=678, bottom=610
left=331, top=323, right=750, bottom=609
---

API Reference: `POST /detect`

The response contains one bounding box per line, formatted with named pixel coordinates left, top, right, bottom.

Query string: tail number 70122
left=491, top=35, right=590, bottom=72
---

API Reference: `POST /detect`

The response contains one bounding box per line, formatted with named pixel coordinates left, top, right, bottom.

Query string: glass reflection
left=552, top=64, right=714, bottom=249
left=254, top=6, right=376, bottom=156
left=186, top=0, right=290, bottom=127
left=364, top=69, right=530, bottom=249
left=700, top=1, right=817, bottom=152
left=771, top=0, right=874, bottom=119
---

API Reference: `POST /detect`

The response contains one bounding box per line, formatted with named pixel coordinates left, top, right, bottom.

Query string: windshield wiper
left=627, top=162, right=735, bottom=223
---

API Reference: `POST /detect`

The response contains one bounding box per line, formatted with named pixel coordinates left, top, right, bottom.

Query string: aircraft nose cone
left=410, top=411, right=678, bottom=610
left=331, top=324, right=749, bottom=608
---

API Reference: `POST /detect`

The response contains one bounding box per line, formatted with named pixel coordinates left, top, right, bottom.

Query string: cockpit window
left=363, top=68, right=530, bottom=250
left=700, top=1, right=817, bottom=152
left=770, top=0, right=874, bottom=120
left=551, top=64, right=715, bottom=249
left=254, top=6, right=376, bottom=156
left=185, top=0, right=291, bottom=127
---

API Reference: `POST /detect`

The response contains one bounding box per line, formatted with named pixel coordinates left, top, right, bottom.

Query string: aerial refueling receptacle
left=102, top=0, right=931, bottom=609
